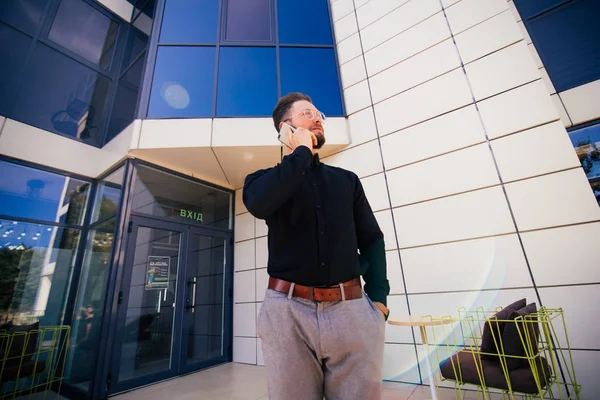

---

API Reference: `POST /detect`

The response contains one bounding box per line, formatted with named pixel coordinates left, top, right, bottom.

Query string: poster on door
left=146, top=256, right=170, bottom=290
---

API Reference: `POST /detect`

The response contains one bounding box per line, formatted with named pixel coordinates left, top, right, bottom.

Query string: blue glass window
left=148, top=46, right=216, bottom=118
left=278, top=0, right=332, bottom=45
left=0, top=23, right=31, bottom=115
left=12, top=43, right=111, bottom=146
left=280, top=48, right=342, bottom=116
left=0, top=0, right=46, bottom=36
left=160, top=0, right=219, bottom=43
left=514, top=0, right=600, bottom=92
left=216, top=47, right=277, bottom=116
left=224, top=0, right=272, bottom=42
left=0, top=160, right=91, bottom=225
left=107, top=56, right=145, bottom=142
left=568, top=123, right=600, bottom=206
left=122, top=26, right=148, bottom=71
left=48, top=0, right=119, bottom=69
left=513, top=0, right=569, bottom=19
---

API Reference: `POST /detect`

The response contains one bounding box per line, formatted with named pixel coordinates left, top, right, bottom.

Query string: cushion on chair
left=480, top=299, right=526, bottom=359
left=440, top=350, right=552, bottom=394
left=0, top=360, right=46, bottom=383
left=4, top=322, right=40, bottom=367
left=502, top=303, right=540, bottom=371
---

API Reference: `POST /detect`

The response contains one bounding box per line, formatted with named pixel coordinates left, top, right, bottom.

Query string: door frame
left=108, top=215, right=233, bottom=394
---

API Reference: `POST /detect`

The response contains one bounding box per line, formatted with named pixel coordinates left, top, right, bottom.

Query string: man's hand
left=373, top=302, right=389, bottom=320
left=290, top=127, right=317, bottom=152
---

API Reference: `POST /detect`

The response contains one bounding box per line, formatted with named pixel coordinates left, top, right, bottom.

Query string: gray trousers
left=257, top=288, right=385, bottom=400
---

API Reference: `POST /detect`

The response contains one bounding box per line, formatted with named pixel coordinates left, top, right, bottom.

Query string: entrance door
left=110, top=216, right=232, bottom=394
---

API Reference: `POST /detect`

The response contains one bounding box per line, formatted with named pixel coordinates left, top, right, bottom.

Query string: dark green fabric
left=360, top=237, right=389, bottom=307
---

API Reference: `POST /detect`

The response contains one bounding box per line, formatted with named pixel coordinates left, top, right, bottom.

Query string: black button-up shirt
left=243, top=146, right=389, bottom=304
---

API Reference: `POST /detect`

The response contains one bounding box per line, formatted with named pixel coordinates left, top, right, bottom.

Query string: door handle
left=186, top=277, right=197, bottom=312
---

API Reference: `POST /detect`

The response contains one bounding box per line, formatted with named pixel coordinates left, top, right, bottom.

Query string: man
left=243, top=92, right=390, bottom=400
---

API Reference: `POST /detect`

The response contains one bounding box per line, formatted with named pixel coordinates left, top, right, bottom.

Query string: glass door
left=179, top=229, right=231, bottom=373
left=110, top=217, right=232, bottom=394
left=111, top=217, right=184, bottom=392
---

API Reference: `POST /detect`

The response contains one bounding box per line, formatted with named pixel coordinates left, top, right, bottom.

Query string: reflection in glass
left=186, top=236, right=226, bottom=364
left=132, top=165, right=232, bottom=230
left=92, top=167, right=125, bottom=223
left=569, top=123, right=600, bottom=206
left=65, top=218, right=116, bottom=389
left=160, top=0, right=219, bottom=44
left=0, top=160, right=91, bottom=225
left=132, top=0, right=156, bottom=37
left=216, top=47, right=277, bottom=117
left=280, top=48, right=343, bottom=117
left=224, top=0, right=271, bottom=42
left=12, top=43, right=111, bottom=146
left=0, top=220, right=80, bottom=326
left=118, top=227, right=180, bottom=382
left=106, top=54, right=146, bottom=143
left=148, top=47, right=215, bottom=118
left=122, top=26, right=148, bottom=71
left=48, top=0, right=119, bottom=69
left=0, top=0, right=46, bottom=36
left=0, top=24, right=31, bottom=115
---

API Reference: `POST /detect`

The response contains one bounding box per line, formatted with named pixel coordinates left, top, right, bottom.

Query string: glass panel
left=224, top=0, right=271, bottom=42
left=569, top=123, right=600, bottom=206
left=185, top=235, right=226, bottom=364
left=148, top=46, right=216, bottom=118
left=216, top=47, right=277, bottom=117
left=132, top=0, right=156, bottom=22
left=0, top=0, right=46, bottom=36
left=280, top=48, right=343, bottom=116
left=64, top=217, right=116, bottom=389
left=524, top=0, right=600, bottom=92
left=118, top=226, right=180, bottom=382
left=278, top=0, right=332, bottom=45
left=160, top=0, right=219, bottom=44
left=0, top=219, right=80, bottom=326
left=48, top=0, right=119, bottom=69
left=122, top=26, right=148, bottom=71
left=0, top=160, right=91, bottom=225
left=132, top=0, right=156, bottom=37
left=12, top=43, right=112, bottom=146
left=106, top=54, right=145, bottom=143
left=0, top=23, right=32, bottom=116
left=92, top=167, right=125, bottom=223
left=513, top=0, right=569, bottom=19
left=132, top=165, right=232, bottom=229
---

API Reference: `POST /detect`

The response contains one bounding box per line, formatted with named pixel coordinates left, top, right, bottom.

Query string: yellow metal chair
left=0, top=325, right=70, bottom=399
left=422, top=305, right=581, bottom=399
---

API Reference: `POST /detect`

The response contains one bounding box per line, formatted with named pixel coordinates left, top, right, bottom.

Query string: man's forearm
left=361, top=237, right=390, bottom=307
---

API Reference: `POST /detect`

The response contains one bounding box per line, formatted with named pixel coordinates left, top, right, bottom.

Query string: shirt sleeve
left=353, top=175, right=390, bottom=306
left=243, top=146, right=313, bottom=219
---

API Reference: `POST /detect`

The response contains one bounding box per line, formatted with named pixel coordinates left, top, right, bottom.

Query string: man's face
left=284, top=100, right=326, bottom=149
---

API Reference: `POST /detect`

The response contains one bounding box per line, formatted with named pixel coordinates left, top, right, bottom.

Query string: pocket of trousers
left=365, top=294, right=385, bottom=324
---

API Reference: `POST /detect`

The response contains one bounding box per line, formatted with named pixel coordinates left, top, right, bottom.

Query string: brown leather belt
left=268, top=277, right=362, bottom=301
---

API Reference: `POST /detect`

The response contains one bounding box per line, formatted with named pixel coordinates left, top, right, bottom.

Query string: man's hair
left=272, top=92, right=312, bottom=132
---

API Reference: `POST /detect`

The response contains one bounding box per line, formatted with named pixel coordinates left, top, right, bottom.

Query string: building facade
left=0, top=0, right=598, bottom=398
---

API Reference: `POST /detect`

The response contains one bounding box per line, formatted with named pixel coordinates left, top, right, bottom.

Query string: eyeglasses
left=284, top=108, right=326, bottom=123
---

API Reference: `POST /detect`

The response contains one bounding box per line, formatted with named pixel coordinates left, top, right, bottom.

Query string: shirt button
left=321, top=262, right=326, bottom=267
left=320, top=231, right=324, bottom=235
left=316, top=205, right=321, bottom=209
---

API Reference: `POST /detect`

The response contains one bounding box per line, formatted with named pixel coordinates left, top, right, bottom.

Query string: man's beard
left=312, top=128, right=326, bottom=149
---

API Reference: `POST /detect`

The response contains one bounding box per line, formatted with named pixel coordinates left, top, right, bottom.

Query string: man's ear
left=278, top=121, right=284, bottom=131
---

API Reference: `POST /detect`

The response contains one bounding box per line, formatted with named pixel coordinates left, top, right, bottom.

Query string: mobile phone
left=278, top=122, right=296, bottom=149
